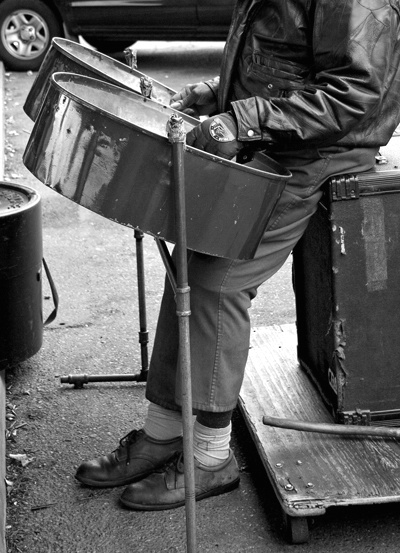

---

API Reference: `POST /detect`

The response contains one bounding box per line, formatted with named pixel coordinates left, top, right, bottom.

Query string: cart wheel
left=283, top=514, right=309, bottom=544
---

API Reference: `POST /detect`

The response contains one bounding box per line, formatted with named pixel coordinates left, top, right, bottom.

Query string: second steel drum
left=23, top=72, right=291, bottom=260
left=24, top=37, right=176, bottom=122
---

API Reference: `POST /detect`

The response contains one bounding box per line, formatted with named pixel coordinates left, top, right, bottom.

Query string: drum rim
left=50, top=70, right=195, bottom=137
left=50, top=71, right=292, bottom=181
left=51, top=37, right=176, bottom=98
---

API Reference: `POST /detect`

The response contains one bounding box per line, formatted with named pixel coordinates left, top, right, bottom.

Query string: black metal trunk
left=0, top=182, right=42, bottom=369
left=293, top=159, right=400, bottom=426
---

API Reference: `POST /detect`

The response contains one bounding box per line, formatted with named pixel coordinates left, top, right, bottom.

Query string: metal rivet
left=306, top=482, right=314, bottom=488
left=296, top=460, right=302, bottom=465
left=247, top=129, right=255, bottom=137
left=268, top=83, right=273, bottom=89
left=275, top=463, right=283, bottom=468
left=285, top=484, right=294, bottom=491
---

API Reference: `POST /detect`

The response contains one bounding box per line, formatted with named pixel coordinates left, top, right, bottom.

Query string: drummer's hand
left=186, top=112, right=243, bottom=160
left=170, top=82, right=218, bottom=117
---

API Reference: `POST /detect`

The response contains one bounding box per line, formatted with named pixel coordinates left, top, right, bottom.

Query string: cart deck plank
left=238, top=323, right=400, bottom=520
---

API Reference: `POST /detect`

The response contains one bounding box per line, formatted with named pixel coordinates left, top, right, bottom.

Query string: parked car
left=0, top=0, right=234, bottom=71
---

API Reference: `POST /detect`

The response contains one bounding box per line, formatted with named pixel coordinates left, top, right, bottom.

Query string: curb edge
left=0, top=59, right=7, bottom=553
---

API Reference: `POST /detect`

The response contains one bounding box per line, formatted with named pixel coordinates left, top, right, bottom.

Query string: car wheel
left=0, top=0, right=62, bottom=71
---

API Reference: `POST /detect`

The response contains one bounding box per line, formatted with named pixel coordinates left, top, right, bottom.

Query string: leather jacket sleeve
left=230, top=0, right=400, bottom=149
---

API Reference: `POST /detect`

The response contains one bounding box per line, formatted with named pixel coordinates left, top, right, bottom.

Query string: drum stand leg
left=166, top=113, right=197, bottom=553
left=133, top=228, right=149, bottom=381
left=60, top=231, right=149, bottom=388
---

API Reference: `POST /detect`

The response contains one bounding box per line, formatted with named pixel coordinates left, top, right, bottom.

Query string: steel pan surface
left=24, top=38, right=175, bottom=122
left=23, top=72, right=291, bottom=260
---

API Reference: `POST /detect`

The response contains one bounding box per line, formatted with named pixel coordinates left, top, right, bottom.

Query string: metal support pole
left=155, top=238, right=176, bottom=290
left=168, top=113, right=197, bottom=553
left=134, top=228, right=149, bottom=379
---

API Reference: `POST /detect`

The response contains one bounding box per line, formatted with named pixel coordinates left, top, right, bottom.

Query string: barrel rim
left=0, top=181, right=41, bottom=218
left=50, top=72, right=292, bottom=181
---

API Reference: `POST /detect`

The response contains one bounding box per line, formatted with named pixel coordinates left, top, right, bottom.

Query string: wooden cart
left=238, top=323, right=400, bottom=544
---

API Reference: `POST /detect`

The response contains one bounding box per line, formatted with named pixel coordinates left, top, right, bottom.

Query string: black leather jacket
left=209, top=0, right=400, bottom=151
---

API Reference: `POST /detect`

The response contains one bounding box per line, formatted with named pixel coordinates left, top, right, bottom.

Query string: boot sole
left=120, top=477, right=241, bottom=511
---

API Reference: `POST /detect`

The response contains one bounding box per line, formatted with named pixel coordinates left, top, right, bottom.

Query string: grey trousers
left=146, top=145, right=378, bottom=412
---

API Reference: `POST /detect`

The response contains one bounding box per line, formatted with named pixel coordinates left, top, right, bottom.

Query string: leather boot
left=75, top=429, right=182, bottom=488
left=120, top=449, right=240, bottom=510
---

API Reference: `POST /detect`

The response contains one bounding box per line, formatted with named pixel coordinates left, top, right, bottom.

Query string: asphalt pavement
left=3, top=42, right=400, bottom=553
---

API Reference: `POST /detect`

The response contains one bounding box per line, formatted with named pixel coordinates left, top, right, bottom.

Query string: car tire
left=0, top=0, right=62, bottom=71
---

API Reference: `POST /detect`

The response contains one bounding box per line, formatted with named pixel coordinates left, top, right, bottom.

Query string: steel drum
left=24, top=37, right=176, bottom=122
left=23, top=72, right=291, bottom=260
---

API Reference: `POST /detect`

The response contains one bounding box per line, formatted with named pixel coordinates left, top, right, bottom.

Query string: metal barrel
left=0, top=182, right=42, bottom=369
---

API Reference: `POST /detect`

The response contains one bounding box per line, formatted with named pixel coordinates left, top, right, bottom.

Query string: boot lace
left=113, top=429, right=140, bottom=466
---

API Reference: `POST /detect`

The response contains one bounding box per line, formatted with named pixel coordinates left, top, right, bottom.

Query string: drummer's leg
left=145, top=223, right=305, bottom=412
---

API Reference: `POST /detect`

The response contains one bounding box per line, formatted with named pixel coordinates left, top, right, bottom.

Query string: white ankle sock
left=193, top=420, right=231, bottom=467
left=143, top=402, right=183, bottom=440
